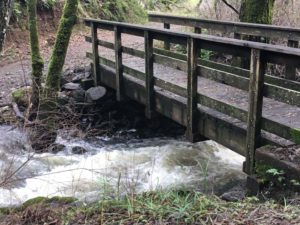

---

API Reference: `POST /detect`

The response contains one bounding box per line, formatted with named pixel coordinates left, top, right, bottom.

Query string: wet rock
left=81, top=79, right=94, bottom=90
left=57, top=92, right=69, bottom=105
left=72, top=73, right=86, bottom=83
left=85, top=86, right=106, bottom=102
left=220, top=190, right=245, bottom=202
left=48, top=143, right=65, bottom=153
left=72, top=88, right=86, bottom=102
left=72, top=146, right=87, bottom=154
left=63, top=82, right=81, bottom=91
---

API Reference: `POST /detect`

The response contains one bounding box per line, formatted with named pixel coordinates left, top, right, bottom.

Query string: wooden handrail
left=148, top=13, right=300, bottom=41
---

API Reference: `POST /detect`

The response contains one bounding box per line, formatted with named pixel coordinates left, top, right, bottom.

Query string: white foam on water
left=0, top=127, right=245, bottom=207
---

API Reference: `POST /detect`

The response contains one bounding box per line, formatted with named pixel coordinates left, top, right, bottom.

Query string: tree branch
left=220, top=0, right=239, bottom=15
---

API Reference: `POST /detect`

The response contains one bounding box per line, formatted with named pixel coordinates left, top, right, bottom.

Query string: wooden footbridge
left=83, top=14, right=300, bottom=186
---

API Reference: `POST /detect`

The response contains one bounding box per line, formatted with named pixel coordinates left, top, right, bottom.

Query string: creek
left=0, top=125, right=245, bottom=207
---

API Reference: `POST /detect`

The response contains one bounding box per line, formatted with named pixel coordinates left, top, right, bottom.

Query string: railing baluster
left=245, top=48, right=266, bottom=175
left=91, top=22, right=100, bottom=86
left=286, top=40, right=299, bottom=80
left=114, top=25, right=123, bottom=101
left=164, top=23, right=171, bottom=50
left=144, top=31, right=155, bottom=119
left=186, top=37, right=199, bottom=142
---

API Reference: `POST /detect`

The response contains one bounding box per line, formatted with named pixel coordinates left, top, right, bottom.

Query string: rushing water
left=0, top=125, right=245, bottom=207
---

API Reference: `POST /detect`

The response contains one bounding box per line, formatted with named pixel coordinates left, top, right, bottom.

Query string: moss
left=27, top=0, right=44, bottom=107
left=240, top=0, right=275, bottom=24
left=291, top=128, right=300, bottom=144
left=45, top=0, right=79, bottom=94
left=12, top=87, right=31, bottom=106
left=21, top=196, right=77, bottom=210
left=0, top=207, right=10, bottom=215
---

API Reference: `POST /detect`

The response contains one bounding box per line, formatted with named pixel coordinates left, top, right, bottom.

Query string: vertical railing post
left=144, top=30, right=155, bottom=119
left=163, top=23, right=170, bottom=50
left=186, top=37, right=199, bottom=142
left=286, top=40, right=299, bottom=80
left=114, top=25, right=123, bottom=101
left=91, top=22, right=100, bottom=86
left=245, top=48, right=265, bottom=175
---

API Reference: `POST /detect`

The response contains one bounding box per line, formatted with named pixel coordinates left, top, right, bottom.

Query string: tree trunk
left=29, top=0, right=79, bottom=152
left=0, top=0, right=14, bottom=53
left=239, top=0, right=275, bottom=24
left=45, top=0, right=79, bottom=95
left=27, top=0, right=44, bottom=108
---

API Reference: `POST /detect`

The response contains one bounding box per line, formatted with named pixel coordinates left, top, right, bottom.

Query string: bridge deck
left=97, top=31, right=300, bottom=131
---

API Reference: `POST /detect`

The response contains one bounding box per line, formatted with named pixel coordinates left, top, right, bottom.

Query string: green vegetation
left=240, top=0, right=275, bottom=24
left=255, top=161, right=300, bottom=189
left=1, top=191, right=300, bottom=224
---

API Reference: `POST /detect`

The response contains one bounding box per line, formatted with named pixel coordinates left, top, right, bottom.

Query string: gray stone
left=72, top=146, right=87, bottom=154
left=48, top=143, right=65, bottom=153
left=63, top=82, right=80, bottom=90
left=85, top=86, right=106, bottom=102
left=220, top=190, right=245, bottom=202
left=72, top=73, right=85, bottom=83
left=72, top=88, right=86, bottom=102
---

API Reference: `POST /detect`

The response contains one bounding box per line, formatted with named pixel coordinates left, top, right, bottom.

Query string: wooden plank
left=245, top=49, right=266, bottom=175
left=186, top=37, right=199, bottom=142
left=286, top=40, right=299, bottom=80
left=91, top=23, right=100, bottom=85
left=145, top=31, right=155, bottom=119
left=114, top=26, right=123, bottom=101
left=164, top=23, right=171, bottom=50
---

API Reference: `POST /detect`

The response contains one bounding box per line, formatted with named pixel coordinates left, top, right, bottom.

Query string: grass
left=1, top=190, right=300, bottom=224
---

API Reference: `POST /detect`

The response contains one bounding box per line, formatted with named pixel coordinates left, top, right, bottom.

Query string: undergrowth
left=1, top=190, right=300, bottom=224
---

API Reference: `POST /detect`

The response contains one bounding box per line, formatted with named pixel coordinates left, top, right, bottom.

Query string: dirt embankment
left=0, top=6, right=90, bottom=106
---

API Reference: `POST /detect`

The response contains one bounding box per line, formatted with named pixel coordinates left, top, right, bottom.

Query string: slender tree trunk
left=45, top=0, right=79, bottom=95
left=27, top=0, right=44, bottom=108
left=30, top=0, right=79, bottom=152
left=239, top=0, right=275, bottom=24
left=0, top=0, right=14, bottom=53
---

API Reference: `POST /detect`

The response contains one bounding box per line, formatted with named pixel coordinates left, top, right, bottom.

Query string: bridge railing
left=148, top=13, right=300, bottom=81
left=84, top=18, right=300, bottom=175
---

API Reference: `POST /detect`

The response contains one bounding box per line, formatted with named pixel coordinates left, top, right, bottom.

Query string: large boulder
left=85, top=86, right=106, bottom=102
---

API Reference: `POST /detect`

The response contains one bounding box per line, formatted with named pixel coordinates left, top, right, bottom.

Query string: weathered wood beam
left=186, top=37, right=199, bottom=142
left=144, top=31, right=155, bottom=119
left=91, top=23, right=100, bottom=85
left=114, top=26, right=123, bottom=101
left=245, top=49, right=266, bottom=175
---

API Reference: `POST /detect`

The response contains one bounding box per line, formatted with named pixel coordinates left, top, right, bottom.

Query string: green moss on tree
left=291, top=128, right=300, bottom=144
left=240, top=0, right=275, bottom=24
left=45, top=0, right=79, bottom=94
left=27, top=0, right=44, bottom=107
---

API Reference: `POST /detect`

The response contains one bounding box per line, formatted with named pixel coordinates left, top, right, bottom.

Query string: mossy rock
left=11, top=86, right=32, bottom=107
left=0, top=207, right=10, bottom=215
left=20, top=196, right=77, bottom=210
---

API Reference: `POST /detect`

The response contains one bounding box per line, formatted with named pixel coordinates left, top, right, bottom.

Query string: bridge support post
left=145, top=31, right=155, bottom=119
left=245, top=49, right=265, bottom=175
left=286, top=40, right=298, bottom=81
left=186, top=37, right=199, bottom=142
left=163, top=23, right=171, bottom=50
left=91, top=22, right=100, bottom=86
left=114, top=25, right=123, bottom=101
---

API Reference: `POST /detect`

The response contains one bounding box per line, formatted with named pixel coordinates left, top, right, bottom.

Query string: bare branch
left=220, top=0, right=239, bottom=15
